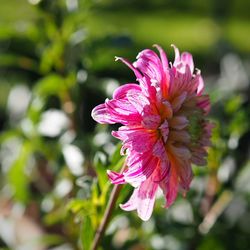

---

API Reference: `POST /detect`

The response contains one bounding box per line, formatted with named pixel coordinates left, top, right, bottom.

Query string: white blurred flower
left=62, top=144, right=84, bottom=176
left=38, top=109, right=69, bottom=137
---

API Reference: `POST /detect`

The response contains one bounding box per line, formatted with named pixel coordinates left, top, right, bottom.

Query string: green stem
left=90, top=163, right=126, bottom=250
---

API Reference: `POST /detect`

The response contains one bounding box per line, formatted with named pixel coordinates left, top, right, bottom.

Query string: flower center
left=187, top=109, right=203, bottom=145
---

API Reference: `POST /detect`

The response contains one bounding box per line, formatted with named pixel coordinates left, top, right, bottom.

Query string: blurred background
left=0, top=0, right=250, bottom=249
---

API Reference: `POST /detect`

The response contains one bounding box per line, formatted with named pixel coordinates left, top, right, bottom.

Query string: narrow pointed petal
left=153, top=44, right=169, bottom=72
left=181, top=52, right=194, bottom=73
left=115, top=56, right=142, bottom=79
left=195, top=71, right=204, bottom=95
left=171, top=44, right=180, bottom=65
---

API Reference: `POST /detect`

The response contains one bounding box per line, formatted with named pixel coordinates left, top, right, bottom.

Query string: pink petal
left=153, top=44, right=169, bottom=73
left=112, top=126, right=158, bottom=153
left=160, top=163, right=178, bottom=207
left=120, top=188, right=139, bottom=211
left=124, top=154, right=159, bottom=184
left=172, top=45, right=194, bottom=75
left=142, top=114, right=161, bottom=130
left=137, top=180, right=158, bottom=221
left=196, top=73, right=204, bottom=95
left=153, top=159, right=170, bottom=183
left=105, top=99, right=142, bottom=125
left=137, top=75, right=157, bottom=100
left=107, top=170, right=126, bottom=184
left=153, top=44, right=170, bottom=99
left=91, top=103, right=117, bottom=124
left=121, top=177, right=158, bottom=221
left=113, top=83, right=141, bottom=99
left=134, top=49, right=163, bottom=83
left=171, top=44, right=181, bottom=65
left=153, top=139, right=166, bottom=159
left=181, top=52, right=194, bottom=73
left=92, top=97, right=142, bottom=125
left=115, top=56, right=142, bottom=80
left=127, top=90, right=150, bottom=114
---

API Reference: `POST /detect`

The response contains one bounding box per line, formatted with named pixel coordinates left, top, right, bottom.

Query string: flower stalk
left=91, top=163, right=126, bottom=250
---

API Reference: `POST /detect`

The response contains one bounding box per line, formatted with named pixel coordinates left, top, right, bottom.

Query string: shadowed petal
left=160, top=162, right=178, bottom=207
left=197, top=95, right=210, bottom=115
left=169, top=116, right=189, bottom=130
left=178, top=161, right=193, bottom=190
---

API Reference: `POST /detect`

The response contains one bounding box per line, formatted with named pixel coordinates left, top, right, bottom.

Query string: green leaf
left=7, top=140, right=32, bottom=203
left=80, top=216, right=94, bottom=250
left=43, top=207, right=66, bottom=226
left=94, top=151, right=108, bottom=190
left=109, top=142, right=122, bottom=166
left=34, top=74, right=66, bottom=97
left=32, top=234, right=64, bottom=248
left=67, top=199, right=93, bottom=215
left=235, top=161, right=250, bottom=194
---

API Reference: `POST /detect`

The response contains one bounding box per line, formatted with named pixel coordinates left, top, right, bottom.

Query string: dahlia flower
left=92, top=45, right=213, bottom=221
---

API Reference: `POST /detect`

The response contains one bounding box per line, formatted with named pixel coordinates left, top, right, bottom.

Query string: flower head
left=92, top=45, right=213, bottom=221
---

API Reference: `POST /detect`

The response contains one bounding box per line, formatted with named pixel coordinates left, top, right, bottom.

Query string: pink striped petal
left=121, top=177, right=158, bottom=221
left=113, top=83, right=141, bottom=99
left=107, top=170, right=125, bottom=184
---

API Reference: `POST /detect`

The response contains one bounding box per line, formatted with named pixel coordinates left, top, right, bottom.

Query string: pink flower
left=92, top=45, right=213, bottom=221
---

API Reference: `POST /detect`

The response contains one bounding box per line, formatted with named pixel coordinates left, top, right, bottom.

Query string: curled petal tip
left=152, top=43, right=160, bottom=48
left=195, top=68, right=201, bottom=74
left=115, top=56, right=121, bottom=61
